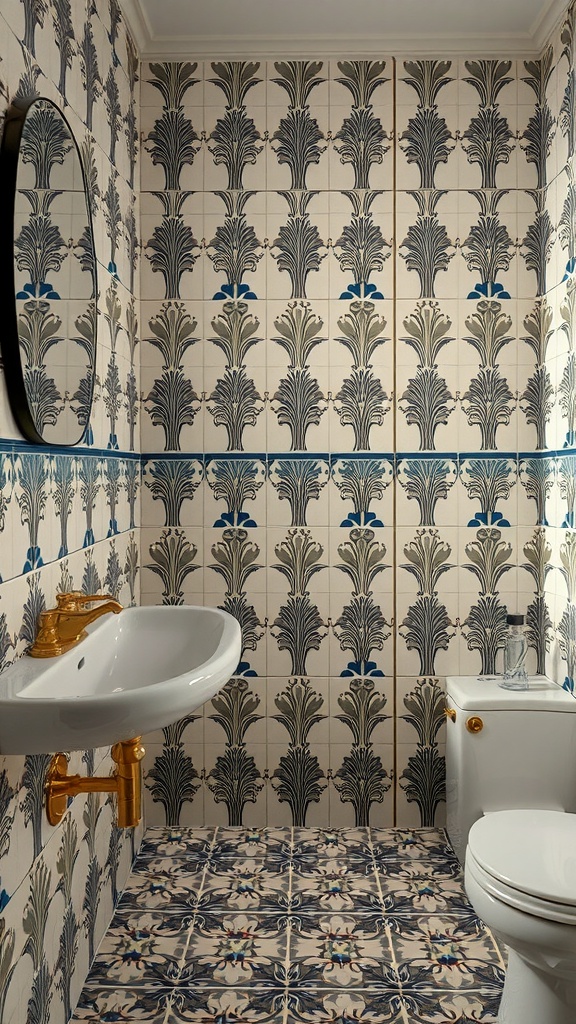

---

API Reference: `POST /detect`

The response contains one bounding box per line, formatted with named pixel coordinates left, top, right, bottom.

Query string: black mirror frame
left=0, top=95, right=98, bottom=447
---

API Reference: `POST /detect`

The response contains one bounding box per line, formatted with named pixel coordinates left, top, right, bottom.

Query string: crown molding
left=119, top=0, right=151, bottom=53
left=121, top=0, right=568, bottom=59
left=137, top=32, right=540, bottom=61
left=532, top=0, right=570, bottom=50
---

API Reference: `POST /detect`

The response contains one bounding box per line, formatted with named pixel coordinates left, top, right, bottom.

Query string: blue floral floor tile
left=87, top=910, right=194, bottom=988
left=292, top=856, right=376, bottom=881
left=292, top=828, right=373, bottom=862
left=71, top=987, right=173, bottom=1020
left=379, top=875, right=474, bottom=917
left=285, top=989, right=406, bottom=1022
left=200, top=861, right=291, bottom=912
left=118, top=858, right=207, bottom=911
left=373, top=856, right=462, bottom=882
left=289, top=914, right=391, bottom=989
left=166, top=987, right=287, bottom=1022
left=214, top=826, right=293, bottom=858
left=293, top=847, right=374, bottom=876
left=73, top=827, right=505, bottom=1022
left=138, top=827, right=216, bottom=860
left=398, top=988, right=501, bottom=1022
left=209, top=847, right=292, bottom=876
left=291, top=862, right=381, bottom=914
left=389, top=915, right=505, bottom=992
left=371, top=828, right=455, bottom=862
left=184, top=912, right=288, bottom=987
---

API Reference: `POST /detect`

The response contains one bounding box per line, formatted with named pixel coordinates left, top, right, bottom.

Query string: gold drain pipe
left=45, top=737, right=145, bottom=827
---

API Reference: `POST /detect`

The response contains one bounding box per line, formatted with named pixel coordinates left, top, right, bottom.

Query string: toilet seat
left=467, top=848, right=576, bottom=924
left=467, top=809, right=576, bottom=924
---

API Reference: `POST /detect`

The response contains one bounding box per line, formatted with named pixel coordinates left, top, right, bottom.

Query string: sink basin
left=0, top=606, right=241, bottom=754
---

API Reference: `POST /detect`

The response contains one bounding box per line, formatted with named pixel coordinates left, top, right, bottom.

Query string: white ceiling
left=121, top=0, right=568, bottom=58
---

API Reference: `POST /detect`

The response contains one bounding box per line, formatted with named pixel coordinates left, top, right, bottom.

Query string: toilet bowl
left=465, top=809, right=576, bottom=1024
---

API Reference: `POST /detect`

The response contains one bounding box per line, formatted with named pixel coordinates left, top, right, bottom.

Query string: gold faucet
left=30, top=591, right=123, bottom=658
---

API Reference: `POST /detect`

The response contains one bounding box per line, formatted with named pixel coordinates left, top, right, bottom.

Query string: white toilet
left=445, top=675, right=576, bottom=1024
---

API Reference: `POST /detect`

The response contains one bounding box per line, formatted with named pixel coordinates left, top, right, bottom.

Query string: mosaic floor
left=72, top=827, right=505, bottom=1023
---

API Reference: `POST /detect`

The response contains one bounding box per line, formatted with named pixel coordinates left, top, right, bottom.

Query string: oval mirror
left=0, top=96, right=97, bottom=446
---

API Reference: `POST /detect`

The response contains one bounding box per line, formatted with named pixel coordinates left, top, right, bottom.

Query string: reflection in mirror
left=0, top=97, right=97, bottom=446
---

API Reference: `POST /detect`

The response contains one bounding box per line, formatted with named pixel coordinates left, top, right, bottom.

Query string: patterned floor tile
left=117, top=857, right=207, bottom=911
left=86, top=910, right=194, bottom=988
left=208, top=848, right=292, bottom=877
left=286, top=989, right=406, bottom=1022
left=72, top=828, right=505, bottom=1021
left=399, top=988, right=501, bottom=1022
left=138, top=828, right=215, bottom=863
left=291, top=862, right=381, bottom=914
left=379, top=875, right=473, bottom=917
left=288, top=913, right=391, bottom=989
left=292, top=856, right=376, bottom=881
left=374, top=857, right=462, bottom=883
left=292, top=829, right=373, bottom=862
left=199, top=860, right=290, bottom=913
left=371, top=829, right=455, bottom=863
left=213, top=826, right=293, bottom=859
left=389, top=915, right=504, bottom=992
left=291, top=833, right=374, bottom=879
left=166, top=987, right=289, bottom=1022
left=71, top=988, right=173, bottom=1021
left=184, top=912, right=288, bottom=987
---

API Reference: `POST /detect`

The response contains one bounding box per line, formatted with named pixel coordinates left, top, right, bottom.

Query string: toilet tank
left=445, top=676, right=576, bottom=864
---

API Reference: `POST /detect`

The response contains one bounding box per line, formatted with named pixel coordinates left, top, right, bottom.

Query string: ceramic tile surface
left=137, top=13, right=576, bottom=838
left=2, top=0, right=576, bottom=1021
left=72, top=826, right=505, bottom=1023
left=0, top=1, right=141, bottom=1022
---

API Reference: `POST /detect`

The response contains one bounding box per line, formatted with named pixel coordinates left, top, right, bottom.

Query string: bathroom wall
left=139, top=40, right=563, bottom=829
left=0, top=0, right=572, bottom=1017
left=0, top=1, right=141, bottom=1021
left=539, top=6, right=576, bottom=692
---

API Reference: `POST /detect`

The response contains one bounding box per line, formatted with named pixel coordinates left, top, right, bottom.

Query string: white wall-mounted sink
left=0, top=606, right=241, bottom=754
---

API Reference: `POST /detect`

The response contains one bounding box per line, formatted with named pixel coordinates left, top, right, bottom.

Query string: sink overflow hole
left=77, top=658, right=85, bottom=670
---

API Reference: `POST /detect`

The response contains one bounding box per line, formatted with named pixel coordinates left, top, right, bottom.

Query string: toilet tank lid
left=445, top=676, right=576, bottom=712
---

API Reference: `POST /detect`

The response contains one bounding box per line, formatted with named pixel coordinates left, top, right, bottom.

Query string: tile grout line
left=391, top=52, right=399, bottom=829
left=284, top=824, right=294, bottom=1024
left=367, top=822, right=408, bottom=1021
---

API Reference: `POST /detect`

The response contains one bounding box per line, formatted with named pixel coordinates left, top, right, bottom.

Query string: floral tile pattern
left=0, top=0, right=141, bottom=1021
left=73, top=826, right=505, bottom=1022
left=140, top=3, right=576, bottom=840
left=1, top=0, right=576, bottom=1020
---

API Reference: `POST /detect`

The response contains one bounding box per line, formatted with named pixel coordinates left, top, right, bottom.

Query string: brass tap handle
left=56, top=592, right=115, bottom=613
left=31, top=593, right=122, bottom=657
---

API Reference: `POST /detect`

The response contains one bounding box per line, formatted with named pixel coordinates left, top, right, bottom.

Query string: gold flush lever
left=445, top=707, right=457, bottom=723
left=466, top=716, right=484, bottom=733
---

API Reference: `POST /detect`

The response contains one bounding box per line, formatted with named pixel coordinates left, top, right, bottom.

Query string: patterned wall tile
left=0, top=0, right=141, bottom=1020
left=2, top=8, right=574, bottom=1014
left=137, top=31, right=564, bottom=837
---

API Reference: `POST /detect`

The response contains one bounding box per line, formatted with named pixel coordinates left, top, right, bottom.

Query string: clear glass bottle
left=500, top=613, right=528, bottom=690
